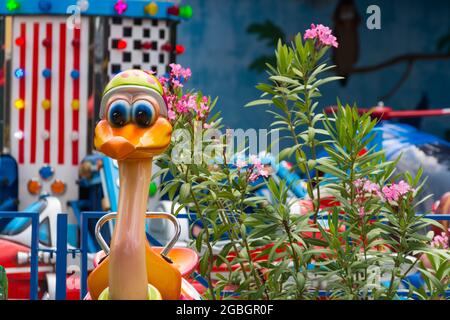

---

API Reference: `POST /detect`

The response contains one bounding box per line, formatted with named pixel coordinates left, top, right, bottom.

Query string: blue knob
left=39, top=165, right=54, bottom=180
left=14, top=68, right=25, bottom=79
left=42, top=68, right=51, bottom=78
left=71, top=70, right=80, bottom=79
left=38, top=0, right=52, bottom=12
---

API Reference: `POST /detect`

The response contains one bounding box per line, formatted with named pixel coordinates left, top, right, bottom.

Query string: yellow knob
left=41, top=99, right=51, bottom=110
left=14, top=98, right=25, bottom=109
left=144, top=2, right=158, bottom=16
left=71, top=99, right=80, bottom=110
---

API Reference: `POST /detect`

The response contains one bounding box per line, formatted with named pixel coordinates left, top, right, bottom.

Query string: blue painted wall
left=178, top=0, right=450, bottom=138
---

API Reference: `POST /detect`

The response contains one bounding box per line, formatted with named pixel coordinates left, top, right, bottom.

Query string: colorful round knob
left=42, top=38, right=51, bottom=47
left=114, top=0, right=127, bottom=15
left=15, top=37, right=25, bottom=46
left=6, top=0, right=20, bottom=12
left=14, top=99, right=25, bottom=109
left=39, top=165, right=54, bottom=180
left=38, top=0, right=52, bottom=12
left=149, top=181, right=157, bottom=197
left=179, top=5, right=193, bottom=19
left=144, top=2, right=158, bottom=16
left=72, top=39, right=80, bottom=48
left=71, top=70, right=80, bottom=79
left=41, top=99, right=51, bottom=110
left=14, top=68, right=25, bottom=79
left=14, top=130, right=24, bottom=140
left=71, top=99, right=80, bottom=110
left=42, top=68, right=51, bottom=78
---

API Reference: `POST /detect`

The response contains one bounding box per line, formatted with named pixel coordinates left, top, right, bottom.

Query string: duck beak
left=94, top=118, right=172, bottom=160
left=99, top=136, right=136, bottom=160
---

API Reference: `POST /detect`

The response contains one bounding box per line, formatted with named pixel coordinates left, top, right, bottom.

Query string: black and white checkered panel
left=107, top=17, right=172, bottom=79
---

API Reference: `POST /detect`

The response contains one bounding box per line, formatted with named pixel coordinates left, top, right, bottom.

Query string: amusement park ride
left=0, top=0, right=449, bottom=300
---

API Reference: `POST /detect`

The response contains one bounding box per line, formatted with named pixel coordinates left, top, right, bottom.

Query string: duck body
left=88, top=70, right=182, bottom=300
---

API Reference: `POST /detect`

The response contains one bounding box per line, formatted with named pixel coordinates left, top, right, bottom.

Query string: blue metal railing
left=79, top=211, right=106, bottom=299
left=0, top=211, right=39, bottom=300
left=423, top=214, right=450, bottom=221
left=55, top=214, right=68, bottom=300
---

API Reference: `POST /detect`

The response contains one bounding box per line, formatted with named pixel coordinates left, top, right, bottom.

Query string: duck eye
left=107, top=100, right=131, bottom=127
left=132, top=100, right=157, bottom=128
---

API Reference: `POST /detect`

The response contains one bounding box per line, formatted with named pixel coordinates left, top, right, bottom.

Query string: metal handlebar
left=94, top=212, right=181, bottom=261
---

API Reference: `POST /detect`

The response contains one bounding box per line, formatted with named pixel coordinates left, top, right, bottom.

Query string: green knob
left=6, top=0, right=20, bottom=12
left=179, top=5, right=193, bottom=19
left=149, top=181, right=157, bottom=197
left=0, top=265, right=7, bottom=300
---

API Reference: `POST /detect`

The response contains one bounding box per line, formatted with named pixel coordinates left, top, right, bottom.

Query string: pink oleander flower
left=175, top=96, right=189, bottom=113
left=259, top=167, right=270, bottom=178
left=165, top=96, right=176, bottom=115
left=193, top=97, right=210, bottom=119
left=172, top=78, right=183, bottom=88
left=382, top=181, right=413, bottom=203
left=169, top=63, right=191, bottom=81
left=354, top=178, right=380, bottom=196
left=358, top=207, right=366, bottom=218
left=395, top=180, right=413, bottom=195
left=236, top=159, right=248, bottom=169
left=159, top=76, right=168, bottom=86
left=182, top=67, right=192, bottom=80
left=203, top=123, right=212, bottom=129
left=248, top=173, right=259, bottom=182
left=354, top=178, right=365, bottom=189
left=169, top=63, right=183, bottom=78
left=246, top=155, right=269, bottom=182
left=382, top=185, right=399, bottom=202
left=187, top=94, right=197, bottom=109
left=431, top=231, right=449, bottom=249
left=168, top=109, right=176, bottom=121
left=363, top=180, right=380, bottom=194
left=249, top=154, right=262, bottom=168
left=304, top=23, right=339, bottom=48
left=161, top=64, right=213, bottom=123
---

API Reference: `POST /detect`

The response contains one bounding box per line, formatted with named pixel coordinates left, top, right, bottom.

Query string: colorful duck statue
left=87, top=70, right=199, bottom=300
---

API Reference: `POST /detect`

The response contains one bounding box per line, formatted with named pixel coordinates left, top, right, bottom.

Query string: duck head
left=94, top=70, right=172, bottom=160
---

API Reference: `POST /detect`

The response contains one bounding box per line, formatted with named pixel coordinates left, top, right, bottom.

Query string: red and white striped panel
left=9, top=16, right=89, bottom=211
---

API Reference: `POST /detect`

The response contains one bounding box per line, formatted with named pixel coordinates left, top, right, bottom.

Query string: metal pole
left=80, top=212, right=88, bottom=299
left=29, top=212, right=39, bottom=300
left=55, top=213, right=68, bottom=300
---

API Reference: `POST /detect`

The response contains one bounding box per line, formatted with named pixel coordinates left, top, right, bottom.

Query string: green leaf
left=179, top=183, right=191, bottom=201
left=245, top=99, right=273, bottom=107
left=269, top=75, right=299, bottom=85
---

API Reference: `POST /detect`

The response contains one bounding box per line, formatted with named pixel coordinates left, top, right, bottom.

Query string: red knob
left=42, top=38, right=51, bottom=47
left=167, top=6, right=179, bottom=16
left=142, top=41, right=152, bottom=50
left=175, top=44, right=185, bottom=55
left=15, top=37, right=25, bottom=46
left=117, top=39, right=127, bottom=49
left=72, top=39, right=80, bottom=48
left=161, top=43, right=172, bottom=52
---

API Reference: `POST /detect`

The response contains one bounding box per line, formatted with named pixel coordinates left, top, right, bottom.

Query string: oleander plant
left=155, top=23, right=450, bottom=300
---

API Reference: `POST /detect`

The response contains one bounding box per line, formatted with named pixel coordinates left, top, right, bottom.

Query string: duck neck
left=109, top=158, right=152, bottom=300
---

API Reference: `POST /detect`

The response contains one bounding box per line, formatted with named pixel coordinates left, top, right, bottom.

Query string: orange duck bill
left=94, top=117, right=172, bottom=160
